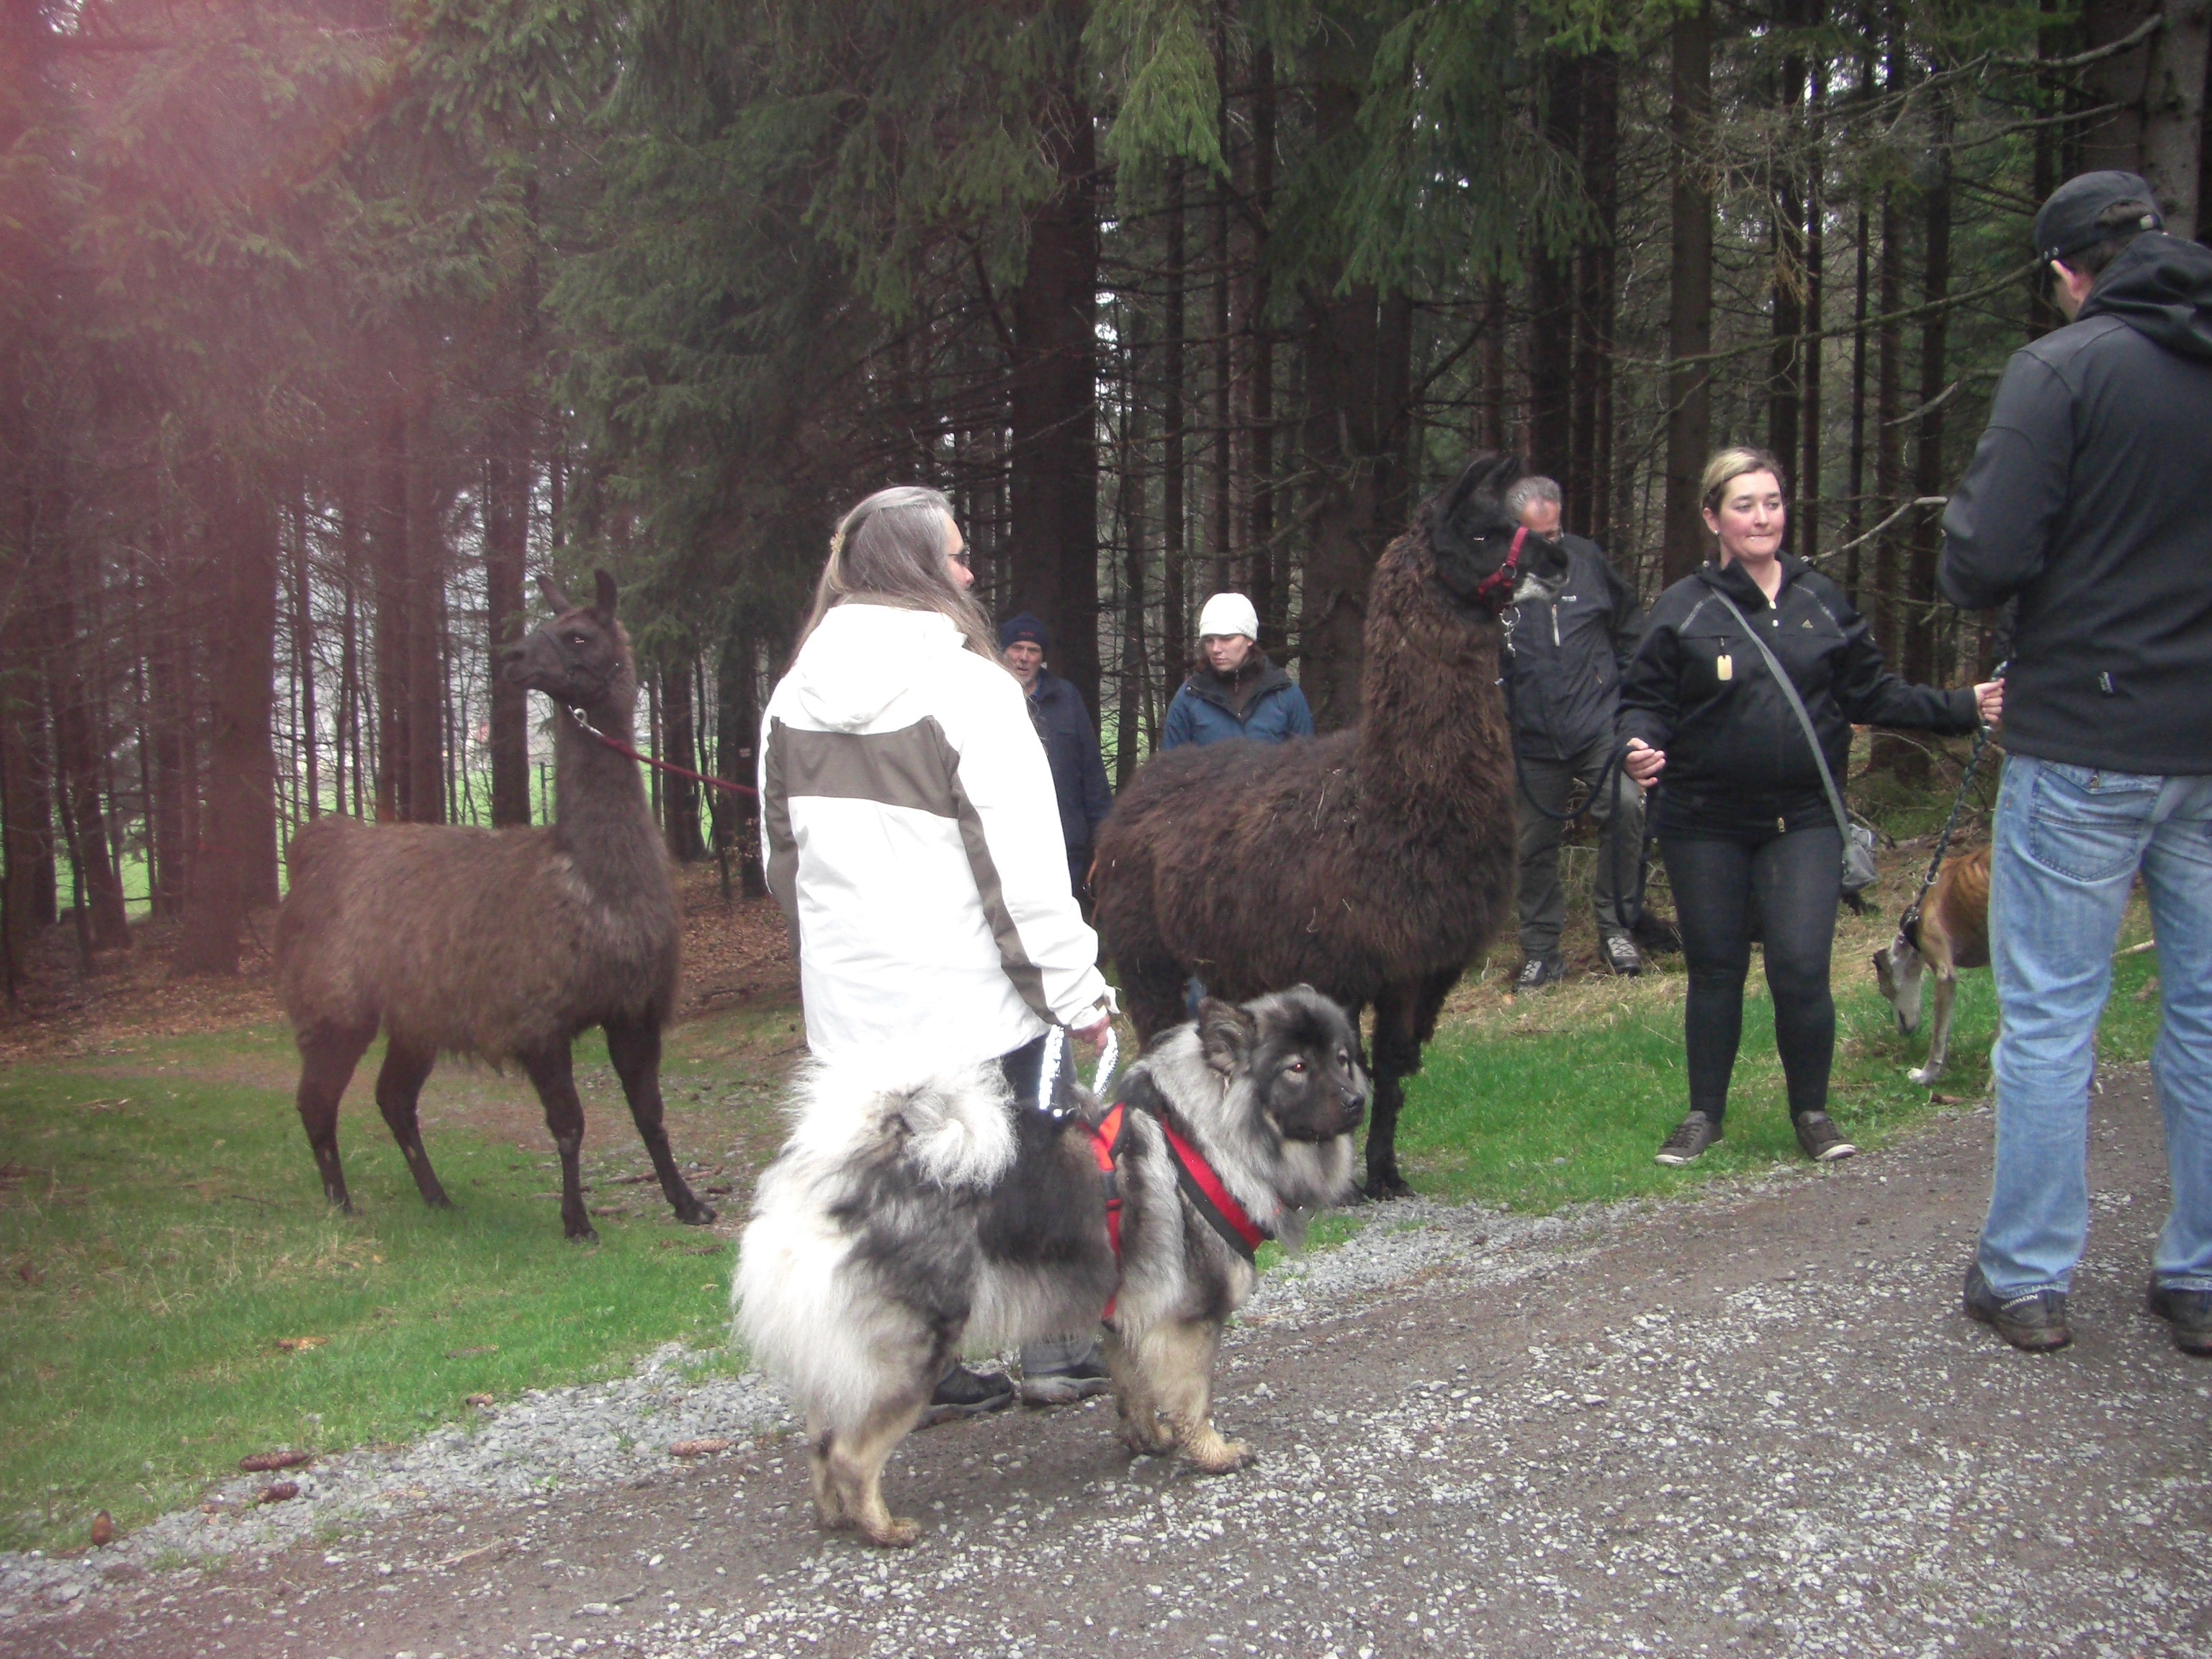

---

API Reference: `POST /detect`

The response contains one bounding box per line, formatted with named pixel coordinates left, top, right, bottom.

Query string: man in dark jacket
left=999, top=613, right=1113, bottom=900
left=1938, top=171, right=2212, bottom=1358
left=1504, top=475, right=1645, bottom=989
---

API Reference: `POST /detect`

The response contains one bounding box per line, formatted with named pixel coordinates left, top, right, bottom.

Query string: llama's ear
left=593, top=569, right=619, bottom=619
left=1197, top=997, right=1259, bottom=1076
left=538, top=572, right=575, bottom=613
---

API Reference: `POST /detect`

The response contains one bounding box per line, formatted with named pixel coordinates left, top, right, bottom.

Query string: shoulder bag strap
left=1711, top=590, right=1854, bottom=844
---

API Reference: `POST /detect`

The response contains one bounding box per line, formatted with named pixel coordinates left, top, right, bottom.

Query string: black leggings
left=1659, top=827, right=1841, bottom=1123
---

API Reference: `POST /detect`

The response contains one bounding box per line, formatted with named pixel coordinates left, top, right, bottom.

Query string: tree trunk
left=1799, top=38, right=1826, bottom=562
left=50, top=497, right=132, bottom=948
left=177, top=472, right=277, bottom=976
left=372, top=406, right=408, bottom=822
left=1007, top=0, right=1101, bottom=714
left=1162, top=162, right=1189, bottom=686
left=1905, top=96, right=1954, bottom=703
left=1529, top=55, right=1581, bottom=481
left=403, top=406, right=445, bottom=826
left=1212, top=19, right=1236, bottom=595
left=1663, top=1, right=1715, bottom=585
left=1246, top=48, right=1279, bottom=639
left=2145, top=0, right=2211, bottom=238
left=716, top=618, right=767, bottom=898
left=1768, top=19, right=1808, bottom=554
left=483, top=436, right=532, bottom=827
left=1574, top=51, right=1620, bottom=546
left=1873, top=185, right=1905, bottom=667
left=291, top=486, right=318, bottom=822
left=662, top=656, right=705, bottom=862
left=2079, top=0, right=2159, bottom=175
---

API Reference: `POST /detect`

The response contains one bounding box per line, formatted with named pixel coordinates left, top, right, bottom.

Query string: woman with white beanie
left=1159, top=593, right=1316, bottom=748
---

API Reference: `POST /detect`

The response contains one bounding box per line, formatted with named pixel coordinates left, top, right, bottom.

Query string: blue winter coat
left=1159, top=657, right=1316, bottom=749
left=1027, top=670, right=1113, bottom=853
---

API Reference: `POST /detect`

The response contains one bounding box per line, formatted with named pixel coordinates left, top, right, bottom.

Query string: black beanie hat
left=998, top=612, right=1048, bottom=652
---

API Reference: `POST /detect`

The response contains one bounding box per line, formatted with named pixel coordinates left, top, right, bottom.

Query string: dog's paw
left=1185, top=1437, right=1253, bottom=1475
left=861, top=1514, right=921, bottom=1548
left=1120, top=1413, right=1175, bottom=1457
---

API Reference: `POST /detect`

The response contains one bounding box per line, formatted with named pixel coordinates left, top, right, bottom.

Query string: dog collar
left=1470, top=526, right=1528, bottom=616
left=1117, top=1074, right=1271, bottom=1263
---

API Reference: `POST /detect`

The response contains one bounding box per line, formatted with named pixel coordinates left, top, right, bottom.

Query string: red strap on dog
left=1470, top=525, right=1528, bottom=615
left=1085, top=1102, right=1128, bottom=1318
left=1156, top=1120, right=1268, bottom=1259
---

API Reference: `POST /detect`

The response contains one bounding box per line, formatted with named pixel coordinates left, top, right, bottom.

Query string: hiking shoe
left=1654, top=1112, right=1720, bottom=1166
left=1019, top=1354, right=1113, bottom=1406
left=921, top=1364, right=1015, bottom=1426
left=1601, top=933, right=1642, bottom=976
left=1963, top=1264, right=2072, bottom=1352
left=1794, top=1111, right=1858, bottom=1163
left=2146, top=1281, right=2212, bottom=1356
left=1514, top=956, right=1565, bottom=994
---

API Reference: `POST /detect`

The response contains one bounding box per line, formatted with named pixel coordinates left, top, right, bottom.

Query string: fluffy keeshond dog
left=733, top=986, right=1367, bottom=1546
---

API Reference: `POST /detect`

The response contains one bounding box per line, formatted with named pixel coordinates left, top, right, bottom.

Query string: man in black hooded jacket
left=1938, top=171, right=2212, bottom=1359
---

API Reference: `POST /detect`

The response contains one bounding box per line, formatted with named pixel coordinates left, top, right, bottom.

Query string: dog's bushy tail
left=732, top=1058, right=1014, bottom=1424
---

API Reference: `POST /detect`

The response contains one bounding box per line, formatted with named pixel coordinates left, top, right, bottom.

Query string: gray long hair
left=794, top=486, right=999, bottom=662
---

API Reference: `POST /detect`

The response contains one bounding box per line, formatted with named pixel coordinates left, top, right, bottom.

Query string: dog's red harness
left=1470, top=526, right=1529, bottom=615
left=1082, top=1082, right=1269, bottom=1321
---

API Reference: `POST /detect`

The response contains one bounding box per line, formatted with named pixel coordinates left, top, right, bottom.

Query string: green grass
left=0, top=1025, right=760, bottom=1555
left=1392, top=888, right=2162, bottom=1210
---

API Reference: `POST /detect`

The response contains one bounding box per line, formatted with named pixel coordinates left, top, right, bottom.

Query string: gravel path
left=6, top=1065, right=2208, bottom=1658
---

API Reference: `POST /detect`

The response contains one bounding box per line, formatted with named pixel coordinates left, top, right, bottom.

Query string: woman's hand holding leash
left=1974, top=678, right=2004, bottom=728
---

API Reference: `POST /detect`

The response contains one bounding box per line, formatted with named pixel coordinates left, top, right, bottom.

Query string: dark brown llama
left=1092, top=454, right=1570, bottom=1199
left=275, top=570, right=716, bottom=1241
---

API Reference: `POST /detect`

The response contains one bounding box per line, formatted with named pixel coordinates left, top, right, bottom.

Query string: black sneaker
left=1514, top=956, right=1564, bottom=994
left=1019, top=1354, right=1113, bottom=1406
left=921, top=1364, right=1015, bottom=1426
left=1963, top=1264, right=2072, bottom=1352
left=2146, top=1280, right=2212, bottom=1356
left=1601, top=933, right=1642, bottom=976
left=1793, top=1112, right=1858, bottom=1163
left=1654, top=1112, right=1719, bottom=1166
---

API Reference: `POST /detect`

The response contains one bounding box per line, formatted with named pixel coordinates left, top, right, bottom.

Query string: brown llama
left=1092, top=454, right=1570, bottom=1199
left=274, top=570, right=716, bottom=1241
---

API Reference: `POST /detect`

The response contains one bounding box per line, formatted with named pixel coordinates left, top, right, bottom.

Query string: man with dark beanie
left=999, top=612, right=1112, bottom=902
left=1940, top=171, right=2212, bottom=1357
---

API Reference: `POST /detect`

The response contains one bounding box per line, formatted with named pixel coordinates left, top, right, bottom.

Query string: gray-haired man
left=1503, top=476, right=1645, bottom=989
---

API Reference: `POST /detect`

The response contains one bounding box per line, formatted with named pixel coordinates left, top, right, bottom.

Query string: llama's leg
left=822, top=1395, right=930, bottom=1547
left=295, top=1022, right=374, bottom=1213
left=1362, top=982, right=1421, bottom=1200
left=1101, top=1325, right=1174, bottom=1456
left=520, top=1041, right=596, bottom=1242
left=1118, top=956, right=1190, bottom=1044
left=1912, top=970, right=1959, bottom=1087
left=603, top=1017, right=716, bottom=1226
left=1145, top=1319, right=1249, bottom=1474
left=374, top=1039, right=451, bottom=1210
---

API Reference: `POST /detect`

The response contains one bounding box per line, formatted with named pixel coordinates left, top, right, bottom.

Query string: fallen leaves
left=89, top=1511, right=113, bottom=1547
left=668, top=1437, right=731, bottom=1459
left=464, top=1393, right=495, bottom=1408
left=274, top=1336, right=327, bottom=1352
left=255, top=1482, right=300, bottom=1505
left=238, top=1449, right=313, bottom=1473
left=1929, top=1093, right=1971, bottom=1105
left=445, top=1344, right=498, bottom=1358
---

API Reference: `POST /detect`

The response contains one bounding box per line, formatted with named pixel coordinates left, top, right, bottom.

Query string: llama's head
left=1420, top=453, right=1571, bottom=618
left=505, top=569, right=636, bottom=712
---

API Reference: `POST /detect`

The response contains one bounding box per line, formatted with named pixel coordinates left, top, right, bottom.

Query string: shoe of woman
left=1794, top=1111, right=1858, bottom=1162
left=1654, top=1111, right=1720, bottom=1165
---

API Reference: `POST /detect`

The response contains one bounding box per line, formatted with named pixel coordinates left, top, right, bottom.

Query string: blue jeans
left=1978, top=755, right=2212, bottom=1295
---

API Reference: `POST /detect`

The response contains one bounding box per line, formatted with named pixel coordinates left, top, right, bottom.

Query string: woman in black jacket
left=1620, top=448, right=2002, bottom=1166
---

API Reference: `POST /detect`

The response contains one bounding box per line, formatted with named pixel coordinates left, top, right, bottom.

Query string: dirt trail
left=9, top=1067, right=2206, bottom=1658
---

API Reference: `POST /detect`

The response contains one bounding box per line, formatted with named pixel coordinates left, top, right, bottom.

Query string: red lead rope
left=1470, top=524, right=1529, bottom=615
left=570, top=709, right=759, bottom=799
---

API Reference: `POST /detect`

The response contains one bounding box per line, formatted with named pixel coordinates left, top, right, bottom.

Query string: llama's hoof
left=565, top=1220, right=601, bottom=1244
left=1360, top=1169, right=1416, bottom=1201
left=860, top=1514, right=920, bottom=1548
left=677, top=1198, right=718, bottom=1226
left=1120, top=1416, right=1176, bottom=1457
left=1908, top=1066, right=1938, bottom=1087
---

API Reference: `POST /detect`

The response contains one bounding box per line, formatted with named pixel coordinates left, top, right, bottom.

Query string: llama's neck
left=1354, top=581, right=1513, bottom=842
left=549, top=691, right=670, bottom=900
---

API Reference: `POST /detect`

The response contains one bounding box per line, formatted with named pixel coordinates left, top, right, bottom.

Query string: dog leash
left=1900, top=716, right=1997, bottom=947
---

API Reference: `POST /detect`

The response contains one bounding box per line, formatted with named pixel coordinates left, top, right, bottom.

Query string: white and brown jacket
left=760, top=601, right=1111, bottom=1062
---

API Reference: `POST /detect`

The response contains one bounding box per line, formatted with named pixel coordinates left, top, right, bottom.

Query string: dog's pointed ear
left=1197, top=997, right=1259, bottom=1076
left=538, top=572, right=575, bottom=613
left=593, top=569, right=619, bottom=619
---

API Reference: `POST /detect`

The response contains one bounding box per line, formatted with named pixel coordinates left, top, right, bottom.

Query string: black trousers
left=1659, top=825, right=1842, bottom=1124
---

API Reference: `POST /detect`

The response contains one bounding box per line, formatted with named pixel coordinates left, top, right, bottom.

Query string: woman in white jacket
left=760, top=485, right=1114, bottom=1416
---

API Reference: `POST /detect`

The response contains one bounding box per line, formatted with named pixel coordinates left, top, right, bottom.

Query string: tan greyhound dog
left=1873, top=842, right=1992, bottom=1087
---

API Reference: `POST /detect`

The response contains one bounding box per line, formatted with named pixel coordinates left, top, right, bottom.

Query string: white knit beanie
left=1197, top=592, right=1259, bottom=642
